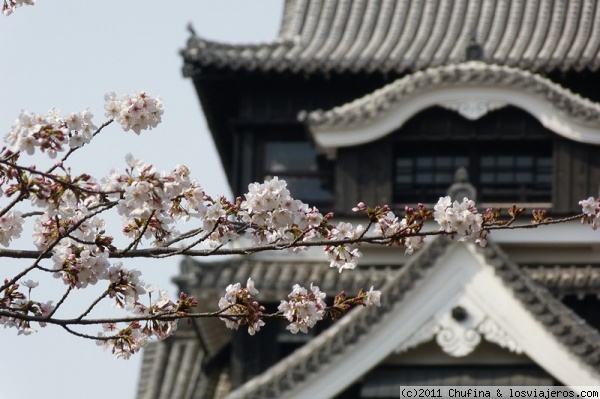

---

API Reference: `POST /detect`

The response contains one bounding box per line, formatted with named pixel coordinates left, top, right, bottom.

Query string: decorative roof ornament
left=447, top=167, right=477, bottom=202
left=465, top=32, right=484, bottom=62
left=438, top=99, right=508, bottom=120
left=186, top=22, right=197, bottom=37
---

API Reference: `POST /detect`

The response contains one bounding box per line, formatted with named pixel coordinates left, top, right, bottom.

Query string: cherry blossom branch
left=0, top=292, right=376, bottom=327
left=0, top=200, right=118, bottom=292
left=0, top=213, right=582, bottom=261
left=46, top=119, right=114, bottom=174
left=0, top=159, right=120, bottom=196
left=2, top=89, right=599, bottom=360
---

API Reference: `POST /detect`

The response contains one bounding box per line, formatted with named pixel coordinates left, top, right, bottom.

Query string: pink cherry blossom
left=278, top=283, right=327, bottom=334
left=104, top=92, right=163, bottom=134
left=434, top=196, right=485, bottom=244
left=218, top=278, right=265, bottom=335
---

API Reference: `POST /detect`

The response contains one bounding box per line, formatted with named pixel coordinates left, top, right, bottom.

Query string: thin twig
left=120, top=211, right=155, bottom=254
left=48, top=287, right=73, bottom=318
left=0, top=159, right=121, bottom=196
left=77, top=290, right=110, bottom=321
left=0, top=191, right=26, bottom=219
left=46, top=119, right=114, bottom=174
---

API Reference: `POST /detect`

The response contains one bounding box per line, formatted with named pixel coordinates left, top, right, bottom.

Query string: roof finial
left=447, top=167, right=477, bottom=202
left=466, top=30, right=484, bottom=61
left=187, top=22, right=197, bottom=37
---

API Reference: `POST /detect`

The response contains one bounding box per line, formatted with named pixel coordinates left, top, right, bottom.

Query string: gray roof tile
left=177, top=258, right=395, bottom=300
left=182, top=0, right=600, bottom=75
left=525, top=265, right=600, bottom=297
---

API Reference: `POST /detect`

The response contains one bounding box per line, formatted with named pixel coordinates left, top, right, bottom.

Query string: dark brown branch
left=48, top=286, right=73, bottom=317
left=0, top=191, right=26, bottom=219
left=0, top=201, right=119, bottom=292
left=119, top=210, right=156, bottom=254
left=0, top=308, right=260, bottom=326
left=0, top=214, right=585, bottom=261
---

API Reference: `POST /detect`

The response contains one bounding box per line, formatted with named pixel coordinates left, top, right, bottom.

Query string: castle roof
left=183, top=0, right=600, bottom=75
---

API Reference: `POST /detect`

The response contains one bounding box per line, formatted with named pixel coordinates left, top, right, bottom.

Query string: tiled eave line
left=182, top=258, right=600, bottom=298
left=483, top=246, right=600, bottom=367
left=181, top=34, right=297, bottom=77
left=525, top=265, right=600, bottom=297
left=179, top=258, right=397, bottom=300
left=181, top=1, right=600, bottom=75
left=302, top=61, right=600, bottom=129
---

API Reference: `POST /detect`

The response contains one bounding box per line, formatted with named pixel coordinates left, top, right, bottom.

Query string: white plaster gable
left=226, top=240, right=600, bottom=399
left=286, top=243, right=600, bottom=399
left=310, top=85, right=600, bottom=150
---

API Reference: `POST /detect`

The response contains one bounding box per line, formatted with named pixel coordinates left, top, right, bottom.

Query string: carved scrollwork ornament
left=438, top=99, right=508, bottom=120
left=435, top=324, right=482, bottom=357
left=477, top=318, right=523, bottom=354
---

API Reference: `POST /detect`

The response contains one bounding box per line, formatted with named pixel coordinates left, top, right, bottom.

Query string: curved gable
left=303, top=62, right=600, bottom=150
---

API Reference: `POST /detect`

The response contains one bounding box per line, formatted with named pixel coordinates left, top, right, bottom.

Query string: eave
left=182, top=0, right=600, bottom=76
left=301, top=62, right=600, bottom=154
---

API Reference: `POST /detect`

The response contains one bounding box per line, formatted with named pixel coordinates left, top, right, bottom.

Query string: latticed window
left=394, top=142, right=553, bottom=205
left=478, top=152, right=552, bottom=202
left=261, top=140, right=334, bottom=209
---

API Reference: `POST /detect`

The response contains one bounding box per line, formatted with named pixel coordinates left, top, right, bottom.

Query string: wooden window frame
left=393, top=141, right=553, bottom=205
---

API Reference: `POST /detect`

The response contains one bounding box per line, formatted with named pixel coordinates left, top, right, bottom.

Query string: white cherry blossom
left=434, top=196, right=484, bottom=244
left=104, top=92, right=163, bottom=134
left=278, top=283, right=327, bottom=334
left=0, top=211, right=23, bottom=247
left=365, top=286, right=381, bottom=307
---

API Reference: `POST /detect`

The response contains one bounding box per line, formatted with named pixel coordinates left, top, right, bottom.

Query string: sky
left=0, top=2, right=283, bottom=398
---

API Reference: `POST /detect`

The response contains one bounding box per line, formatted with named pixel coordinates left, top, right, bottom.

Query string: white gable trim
left=310, top=85, right=600, bottom=151
left=282, top=242, right=600, bottom=399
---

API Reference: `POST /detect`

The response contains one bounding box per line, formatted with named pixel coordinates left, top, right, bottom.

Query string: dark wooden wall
left=194, top=70, right=600, bottom=215
left=554, top=140, right=600, bottom=213
left=335, top=140, right=393, bottom=212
